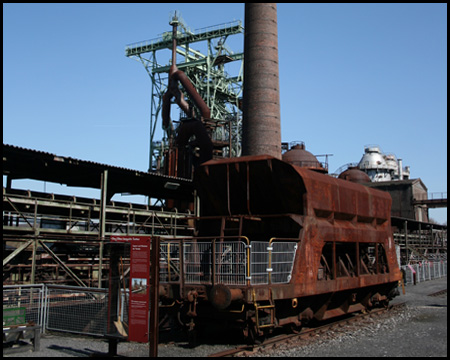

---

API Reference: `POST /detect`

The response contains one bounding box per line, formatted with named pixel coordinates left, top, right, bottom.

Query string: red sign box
left=111, top=236, right=151, bottom=343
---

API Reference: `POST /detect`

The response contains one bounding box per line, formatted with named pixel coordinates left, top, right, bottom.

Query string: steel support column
left=98, top=170, right=108, bottom=288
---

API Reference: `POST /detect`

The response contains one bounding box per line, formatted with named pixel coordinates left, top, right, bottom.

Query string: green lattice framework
left=125, top=13, right=244, bottom=172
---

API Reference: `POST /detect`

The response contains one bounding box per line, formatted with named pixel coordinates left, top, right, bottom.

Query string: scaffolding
left=125, top=12, right=244, bottom=173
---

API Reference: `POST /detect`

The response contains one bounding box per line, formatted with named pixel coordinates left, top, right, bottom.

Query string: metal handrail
left=427, top=192, right=447, bottom=200
left=125, top=20, right=243, bottom=54
left=160, top=236, right=299, bottom=287
left=3, top=191, right=191, bottom=237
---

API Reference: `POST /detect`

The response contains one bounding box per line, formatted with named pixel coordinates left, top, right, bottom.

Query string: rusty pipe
left=163, top=69, right=211, bottom=121
left=171, top=19, right=178, bottom=74
left=242, top=3, right=281, bottom=159
left=209, top=284, right=244, bottom=310
left=162, top=20, right=211, bottom=133
left=172, top=70, right=211, bottom=120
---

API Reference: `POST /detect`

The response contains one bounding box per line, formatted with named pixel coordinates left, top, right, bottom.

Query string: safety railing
left=160, top=236, right=298, bottom=287
left=3, top=189, right=192, bottom=237
left=250, top=239, right=298, bottom=285
left=3, top=284, right=110, bottom=337
left=414, top=192, right=447, bottom=201
left=160, top=241, right=182, bottom=283
left=184, top=241, right=214, bottom=284
left=401, top=260, right=447, bottom=285
left=250, top=242, right=270, bottom=285
left=268, top=239, right=298, bottom=284
left=3, top=284, right=46, bottom=332
left=125, top=20, right=243, bottom=55
left=45, top=285, right=108, bottom=337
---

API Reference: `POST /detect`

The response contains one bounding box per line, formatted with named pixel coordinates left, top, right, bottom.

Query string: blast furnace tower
left=125, top=12, right=244, bottom=174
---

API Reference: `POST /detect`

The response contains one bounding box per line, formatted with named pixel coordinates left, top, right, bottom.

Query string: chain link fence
left=3, top=284, right=46, bottom=329
left=45, top=285, right=108, bottom=336
left=3, top=284, right=108, bottom=337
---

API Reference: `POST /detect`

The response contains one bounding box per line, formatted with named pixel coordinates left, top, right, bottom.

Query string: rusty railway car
left=158, top=154, right=402, bottom=342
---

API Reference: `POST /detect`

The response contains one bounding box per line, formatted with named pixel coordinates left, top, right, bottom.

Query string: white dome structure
left=358, top=146, right=391, bottom=182
left=358, top=145, right=410, bottom=182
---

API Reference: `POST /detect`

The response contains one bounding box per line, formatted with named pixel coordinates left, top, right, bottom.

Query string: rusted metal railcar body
left=159, top=155, right=401, bottom=340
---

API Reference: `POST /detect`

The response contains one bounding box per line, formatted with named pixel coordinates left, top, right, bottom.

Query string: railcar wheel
left=284, top=322, right=302, bottom=334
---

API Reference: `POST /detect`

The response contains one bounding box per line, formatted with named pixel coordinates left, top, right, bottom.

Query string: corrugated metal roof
left=3, top=143, right=188, bottom=180
left=3, top=144, right=193, bottom=201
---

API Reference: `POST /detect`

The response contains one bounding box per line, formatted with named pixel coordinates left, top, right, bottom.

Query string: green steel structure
left=125, top=12, right=244, bottom=173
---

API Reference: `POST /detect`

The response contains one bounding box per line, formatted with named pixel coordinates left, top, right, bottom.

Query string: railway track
left=427, top=289, right=447, bottom=297
left=209, top=302, right=407, bottom=357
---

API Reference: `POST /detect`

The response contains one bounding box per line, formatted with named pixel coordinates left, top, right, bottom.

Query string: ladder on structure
left=252, top=288, right=276, bottom=332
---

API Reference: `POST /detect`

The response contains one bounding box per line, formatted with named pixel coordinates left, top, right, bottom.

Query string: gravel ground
left=4, top=277, right=447, bottom=357
left=253, top=277, right=447, bottom=358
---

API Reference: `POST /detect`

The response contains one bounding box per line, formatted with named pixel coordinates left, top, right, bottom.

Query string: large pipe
left=162, top=18, right=211, bottom=134
left=242, top=3, right=282, bottom=159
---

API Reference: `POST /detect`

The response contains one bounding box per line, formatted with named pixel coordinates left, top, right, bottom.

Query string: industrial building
left=3, top=10, right=446, bottom=289
left=358, top=145, right=410, bottom=182
left=2, top=7, right=447, bottom=354
left=336, top=145, right=447, bottom=264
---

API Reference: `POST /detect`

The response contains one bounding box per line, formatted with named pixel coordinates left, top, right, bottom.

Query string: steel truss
left=125, top=12, right=244, bottom=172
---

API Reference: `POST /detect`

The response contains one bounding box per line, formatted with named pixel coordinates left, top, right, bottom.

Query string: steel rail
left=209, top=302, right=407, bottom=357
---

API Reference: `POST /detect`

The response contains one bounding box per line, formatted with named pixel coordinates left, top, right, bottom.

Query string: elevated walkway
left=413, top=192, right=447, bottom=208
left=3, top=187, right=193, bottom=238
left=125, top=20, right=243, bottom=56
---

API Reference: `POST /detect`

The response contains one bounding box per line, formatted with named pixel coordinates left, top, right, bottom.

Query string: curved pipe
left=172, top=70, right=211, bottom=120
left=162, top=80, right=191, bottom=132
left=162, top=20, right=211, bottom=133
left=162, top=69, right=211, bottom=130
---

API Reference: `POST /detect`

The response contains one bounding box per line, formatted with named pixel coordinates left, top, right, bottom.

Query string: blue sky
left=3, top=3, right=447, bottom=223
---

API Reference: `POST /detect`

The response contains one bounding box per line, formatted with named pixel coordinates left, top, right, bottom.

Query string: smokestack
left=242, top=3, right=282, bottom=159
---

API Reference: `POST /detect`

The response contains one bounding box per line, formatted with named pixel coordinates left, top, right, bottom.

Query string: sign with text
left=111, top=236, right=151, bottom=343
